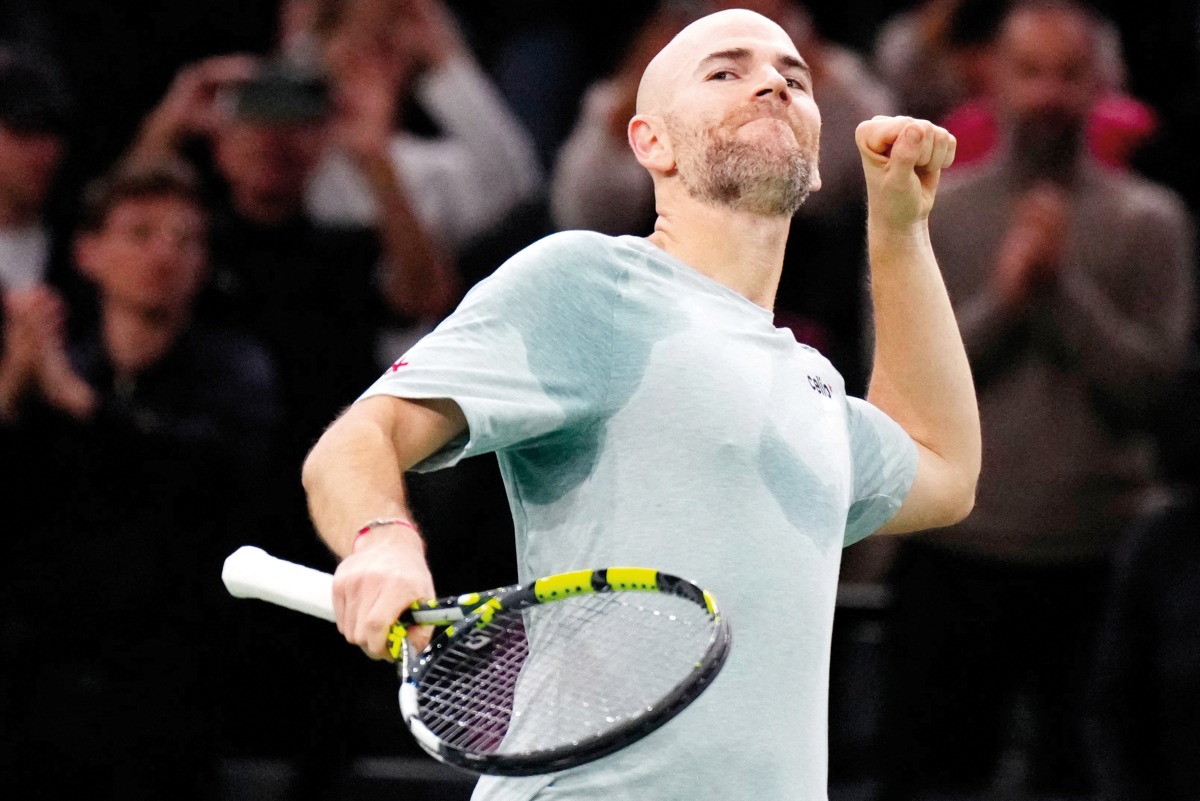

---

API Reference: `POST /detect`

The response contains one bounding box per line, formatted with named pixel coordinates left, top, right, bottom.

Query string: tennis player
left=303, top=8, right=980, bottom=800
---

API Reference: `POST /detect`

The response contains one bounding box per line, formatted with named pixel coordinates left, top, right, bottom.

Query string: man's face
left=0, top=122, right=63, bottom=218
left=79, top=195, right=208, bottom=316
left=645, top=12, right=821, bottom=217
left=213, top=119, right=328, bottom=210
left=995, top=7, right=1098, bottom=146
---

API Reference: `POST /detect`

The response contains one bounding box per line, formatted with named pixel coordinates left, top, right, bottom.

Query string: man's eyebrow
left=697, top=47, right=753, bottom=70
left=696, top=48, right=812, bottom=79
left=777, top=54, right=811, bottom=77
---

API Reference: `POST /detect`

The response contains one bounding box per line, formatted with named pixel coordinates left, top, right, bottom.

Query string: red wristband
left=354, top=517, right=416, bottom=546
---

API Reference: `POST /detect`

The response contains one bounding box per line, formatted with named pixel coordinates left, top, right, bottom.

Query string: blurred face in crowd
left=76, top=194, right=208, bottom=318
left=0, top=122, right=64, bottom=222
left=212, top=120, right=328, bottom=222
left=636, top=10, right=821, bottom=217
left=994, top=4, right=1099, bottom=150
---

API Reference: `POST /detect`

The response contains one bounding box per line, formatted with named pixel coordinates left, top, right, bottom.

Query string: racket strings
left=415, top=591, right=717, bottom=757
left=420, top=627, right=527, bottom=751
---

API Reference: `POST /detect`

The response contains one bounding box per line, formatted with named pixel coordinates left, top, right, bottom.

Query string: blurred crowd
left=0, top=0, right=1197, bottom=799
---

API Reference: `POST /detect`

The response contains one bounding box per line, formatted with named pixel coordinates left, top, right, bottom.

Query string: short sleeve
left=843, top=396, right=918, bottom=546
left=359, top=231, right=618, bottom=471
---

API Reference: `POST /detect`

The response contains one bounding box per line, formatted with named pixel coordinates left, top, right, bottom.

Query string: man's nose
left=753, top=66, right=790, bottom=103
left=146, top=230, right=188, bottom=261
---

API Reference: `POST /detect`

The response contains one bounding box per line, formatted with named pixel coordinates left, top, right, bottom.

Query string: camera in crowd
left=221, top=57, right=332, bottom=124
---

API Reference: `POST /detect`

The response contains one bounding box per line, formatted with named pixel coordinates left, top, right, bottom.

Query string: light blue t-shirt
left=360, top=231, right=917, bottom=801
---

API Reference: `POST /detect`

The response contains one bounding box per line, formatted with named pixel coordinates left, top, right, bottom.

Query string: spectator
left=0, top=160, right=279, bottom=801
left=939, top=7, right=1159, bottom=169
left=125, top=43, right=456, bottom=449
left=0, top=44, right=73, bottom=293
left=288, top=0, right=544, bottom=255
left=874, top=2, right=1196, bottom=799
left=123, top=34, right=473, bottom=790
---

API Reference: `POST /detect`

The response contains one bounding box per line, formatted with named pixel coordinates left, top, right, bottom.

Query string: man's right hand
left=332, top=522, right=437, bottom=659
left=130, top=54, right=260, bottom=164
left=303, top=395, right=467, bottom=659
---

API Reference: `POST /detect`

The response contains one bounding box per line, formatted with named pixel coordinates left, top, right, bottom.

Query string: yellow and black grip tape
left=386, top=621, right=408, bottom=661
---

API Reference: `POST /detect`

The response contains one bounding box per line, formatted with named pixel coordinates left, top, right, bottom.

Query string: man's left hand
left=856, top=116, right=956, bottom=233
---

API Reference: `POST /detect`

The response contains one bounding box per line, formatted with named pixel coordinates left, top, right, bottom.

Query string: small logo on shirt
left=807, top=375, right=833, bottom=398
left=388, top=358, right=410, bottom=372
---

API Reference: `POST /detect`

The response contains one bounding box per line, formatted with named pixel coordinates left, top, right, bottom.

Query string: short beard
left=669, top=115, right=817, bottom=217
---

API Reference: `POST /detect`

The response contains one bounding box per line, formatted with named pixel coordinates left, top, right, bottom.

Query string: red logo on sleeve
left=389, top=358, right=410, bottom=372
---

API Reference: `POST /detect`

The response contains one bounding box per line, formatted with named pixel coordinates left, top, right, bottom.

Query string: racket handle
left=222, top=545, right=337, bottom=623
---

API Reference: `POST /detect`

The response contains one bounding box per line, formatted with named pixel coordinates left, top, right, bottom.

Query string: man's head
left=0, top=46, right=73, bottom=224
left=628, top=9, right=821, bottom=218
left=76, top=162, right=209, bottom=319
left=993, top=0, right=1101, bottom=155
left=212, top=59, right=332, bottom=224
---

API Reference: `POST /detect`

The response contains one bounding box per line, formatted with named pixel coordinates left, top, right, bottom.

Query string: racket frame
left=393, top=567, right=732, bottom=776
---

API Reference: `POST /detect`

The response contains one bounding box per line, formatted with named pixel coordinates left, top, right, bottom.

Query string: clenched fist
left=333, top=524, right=436, bottom=660
left=856, top=116, right=957, bottom=233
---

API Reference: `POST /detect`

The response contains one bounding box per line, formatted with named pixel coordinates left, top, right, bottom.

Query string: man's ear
left=628, top=115, right=675, bottom=174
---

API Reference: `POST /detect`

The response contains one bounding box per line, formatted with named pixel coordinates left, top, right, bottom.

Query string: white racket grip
left=222, top=546, right=337, bottom=623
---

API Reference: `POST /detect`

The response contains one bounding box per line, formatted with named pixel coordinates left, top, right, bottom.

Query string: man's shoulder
left=492, top=230, right=629, bottom=287
left=1091, top=165, right=1192, bottom=228
left=516, top=229, right=626, bottom=261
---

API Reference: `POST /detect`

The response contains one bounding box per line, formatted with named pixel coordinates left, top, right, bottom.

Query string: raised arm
left=855, top=116, right=981, bottom=534
left=123, top=55, right=260, bottom=169
left=326, top=43, right=459, bottom=320
left=319, top=0, right=542, bottom=248
left=302, top=394, right=466, bottom=656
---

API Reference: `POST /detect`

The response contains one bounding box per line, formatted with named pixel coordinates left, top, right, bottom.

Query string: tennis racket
left=221, top=546, right=731, bottom=776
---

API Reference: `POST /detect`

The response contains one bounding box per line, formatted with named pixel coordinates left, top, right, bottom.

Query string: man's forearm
left=302, top=404, right=420, bottom=559
left=357, top=150, right=458, bottom=320
left=307, top=395, right=464, bottom=658
left=866, top=221, right=981, bottom=486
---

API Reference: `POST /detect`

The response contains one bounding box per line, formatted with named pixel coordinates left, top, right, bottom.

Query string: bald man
left=302, top=9, right=979, bottom=800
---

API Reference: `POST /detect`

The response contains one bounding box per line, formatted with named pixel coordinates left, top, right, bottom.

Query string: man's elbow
left=933, top=454, right=979, bottom=525
left=944, top=476, right=977, bottom=526
left=301, top=412, right=358, bottom=497
left=921, top=467, right=978, bottom=531
left=300, top=430, right=333, bottom=497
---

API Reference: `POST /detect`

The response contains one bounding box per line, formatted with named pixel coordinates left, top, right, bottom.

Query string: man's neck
left=101, top=304, right=189, bottom=381
left=646, top=195, right=791, bottom=309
